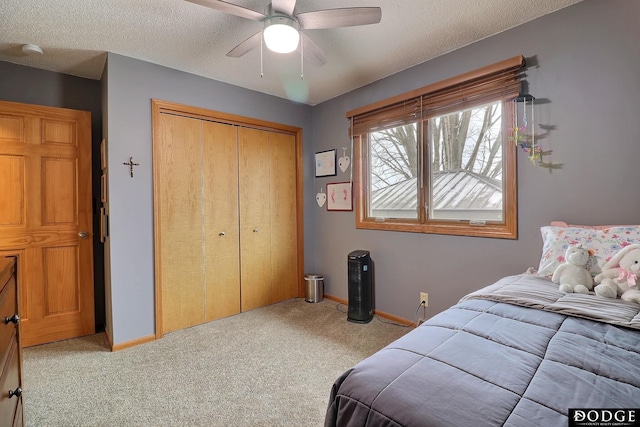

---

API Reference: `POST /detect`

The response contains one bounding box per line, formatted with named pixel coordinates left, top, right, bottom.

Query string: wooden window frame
left=348, top=56, right=525, bottom=239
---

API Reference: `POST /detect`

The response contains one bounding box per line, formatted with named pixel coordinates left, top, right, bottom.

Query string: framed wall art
left=100, top=139, right=107, bottom=170
left=315, top=149, right=337, bottom=177
left=326, top=182, right=353, bottom=211
left=101, top=173, right=108, bottom=203
left=100, top=207, right=108, bottom=243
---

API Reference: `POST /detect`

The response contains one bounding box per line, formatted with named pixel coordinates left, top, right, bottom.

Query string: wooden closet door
left=238, top=128, right=271, bottom=311
left=157, top=113, right=204, bottom=334
left=269, top=133, right=298, bottom=303
left=153, top=100, right=303, bottom=337
left=202, top=121, right=240, bottom=321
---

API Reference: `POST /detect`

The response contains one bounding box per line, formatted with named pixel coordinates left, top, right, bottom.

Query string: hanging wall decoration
left=316, top=187, right=326, bottom=207
left=101, top=174, right=108, bottom=203
left=326, top=182, right=352, bottom=211
left=338, top=146, right=350, bottom=173
left=315, top=149, right=337, bottom=177
left=512, top=94, right=543, bottom=165
left=123, top=157, right=140, bottom=177
left=100, top=207, right=108, bottom=243
left=100, top=139, right=107, bottom=171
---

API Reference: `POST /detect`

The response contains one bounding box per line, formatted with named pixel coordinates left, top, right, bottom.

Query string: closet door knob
left=253, top=228, right=259, bottom=233
left=78, top=231, right=88, bottom=239
left=8, top=387, right=22, bottom=398
left=4, top=314, right=19, bottom=325
left=219, top=232, right=225, bottom=236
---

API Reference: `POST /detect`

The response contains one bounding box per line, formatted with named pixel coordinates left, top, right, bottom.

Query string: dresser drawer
left=0, top=260, right=14, bottom=295
left=0, top=339, right=21, bottom=427
left=0, top=279, right=17, bottom=373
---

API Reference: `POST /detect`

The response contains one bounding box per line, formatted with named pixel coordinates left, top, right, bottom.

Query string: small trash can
left=304, top=274, right=324, bottom=303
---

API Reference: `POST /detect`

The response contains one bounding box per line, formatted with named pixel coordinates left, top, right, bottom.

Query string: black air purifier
left=347, top=250, right=373, bottom=323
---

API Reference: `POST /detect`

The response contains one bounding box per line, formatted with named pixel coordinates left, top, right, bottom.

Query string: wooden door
left=156, top=115, right=241, bottom=333
left=269, top=133, right=298, bottom=303
left=202, top=121, right=240, bottom=322
left=153, top=99, right=303, bottom=336
left=156, top=113, right=205, bottom=334
left=238, top=128, right=272, bottom=311
left=0, top=100, right=94, bottom=347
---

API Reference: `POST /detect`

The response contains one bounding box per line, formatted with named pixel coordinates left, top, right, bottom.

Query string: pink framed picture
left=326, top=182, right=352, bottom=211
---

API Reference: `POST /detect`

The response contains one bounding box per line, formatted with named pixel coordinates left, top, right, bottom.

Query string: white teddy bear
left=594, top=244, right=640, bottom=303
left=551, top=244, right=593, bottom=294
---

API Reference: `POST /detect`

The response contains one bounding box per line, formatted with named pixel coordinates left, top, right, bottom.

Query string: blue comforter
left=325, top=275, right=640, bottom=426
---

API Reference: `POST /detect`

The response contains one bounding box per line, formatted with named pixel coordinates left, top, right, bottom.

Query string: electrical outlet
left=420, top=292, right=429, bottom=307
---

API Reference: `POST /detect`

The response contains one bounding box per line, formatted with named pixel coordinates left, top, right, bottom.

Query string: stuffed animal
left=594, top=244, right=640, bottom=303
left=551, top=244, right=593, bottom=294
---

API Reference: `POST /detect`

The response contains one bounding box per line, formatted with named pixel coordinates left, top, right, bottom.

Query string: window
left=349, top=56, right=524, bottom=239
left=369, top=123, right=418, bottom=219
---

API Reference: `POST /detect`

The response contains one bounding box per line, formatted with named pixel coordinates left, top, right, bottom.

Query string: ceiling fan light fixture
left=263, top=15, right=300, bottom=54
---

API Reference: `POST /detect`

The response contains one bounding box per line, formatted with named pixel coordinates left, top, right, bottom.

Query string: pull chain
left=300, top=35, right=304, bottom=80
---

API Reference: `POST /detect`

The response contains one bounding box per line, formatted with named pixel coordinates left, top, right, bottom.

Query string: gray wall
left=104, top=53, right=313, bottom=345
left=2, top=0, right=638, bottom=344
left=0, top=61, right=106, bottom=330
left=309, top=0, right=640, bottom=320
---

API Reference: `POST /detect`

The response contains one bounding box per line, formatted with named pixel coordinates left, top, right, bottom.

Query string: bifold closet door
left=269, top=132, right=298, bottom=303
left=202, top=121, right=240, bottom=322
left=239, top=128, right=271, bottom=311
left=239, top=128, right=298, bottom=311
left=157, top=114, right=241, bottom=334
left=157, top=114, right=204, bottom=334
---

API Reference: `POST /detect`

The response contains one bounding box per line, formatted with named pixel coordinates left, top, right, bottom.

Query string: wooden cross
left=123, top=157, right=140, bottom=178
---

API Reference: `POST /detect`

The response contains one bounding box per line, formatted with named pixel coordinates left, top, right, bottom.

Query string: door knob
left=219, top=232, right=225, bottom=236
left=78, top=231, right=88, bottom=239
left=4, top=314, right=19, bottom=324
left=8, top=387, right=22, bottom=398
left=253, top=228, right=259, bottom=233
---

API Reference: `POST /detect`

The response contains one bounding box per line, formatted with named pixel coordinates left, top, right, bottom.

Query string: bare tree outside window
left=368, top=101, right=504, bottom=221
left=368, top=124, right=418, bottom=219
left=429, top=101, right=503, bottom=221
left=369, top=124, right=418, bottom=191
left=430, top=102, right=502, bottom=179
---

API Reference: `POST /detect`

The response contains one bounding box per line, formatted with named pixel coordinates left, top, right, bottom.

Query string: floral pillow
left=549, top=221, right=633, bottom=229
left=537, top=225, right=640, bottom=277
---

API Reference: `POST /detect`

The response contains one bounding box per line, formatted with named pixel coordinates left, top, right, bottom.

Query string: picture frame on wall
left=100, top=207, right=108, bottom=243
left=101, top=173, right=107, bottom=203
left=326, top=182, right=353, bottom=211
left=100, top=139, right=107, bottom=170
left=315, top=149, right=337, bottom=177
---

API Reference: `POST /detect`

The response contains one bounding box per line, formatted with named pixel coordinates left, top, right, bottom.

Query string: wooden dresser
left=0, top=258, right=23, bottom=427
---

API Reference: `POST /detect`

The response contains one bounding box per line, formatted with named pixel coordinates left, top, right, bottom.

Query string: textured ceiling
left=0, top=0, right=582, bottom=106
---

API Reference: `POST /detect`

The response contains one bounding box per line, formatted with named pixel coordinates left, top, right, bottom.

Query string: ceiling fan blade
left=226, top=31, right=263, bottom=58
left=271, top=0, right=297, bottom=16
left=185, top=0, right=265, bottom=21
left=300, top=33, right=327, bottom=67
left=298, top=7, right=381, bottom=30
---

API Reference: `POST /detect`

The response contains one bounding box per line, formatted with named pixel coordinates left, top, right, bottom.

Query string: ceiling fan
left=186, top=0, right=382, bottom=66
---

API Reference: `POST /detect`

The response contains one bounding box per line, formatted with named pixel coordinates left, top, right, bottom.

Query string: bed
left=325, top=225, right=640, bottom=427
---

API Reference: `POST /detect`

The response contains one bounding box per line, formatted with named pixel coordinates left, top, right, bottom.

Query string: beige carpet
left=22, top=299, right=409, bottom=427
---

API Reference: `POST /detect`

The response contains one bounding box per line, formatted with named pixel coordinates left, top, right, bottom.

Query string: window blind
left=348, top=55, right=525, bottom=136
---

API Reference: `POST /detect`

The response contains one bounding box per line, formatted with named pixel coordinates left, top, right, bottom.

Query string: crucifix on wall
left=123, top=157, right=140, bottom=178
